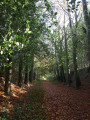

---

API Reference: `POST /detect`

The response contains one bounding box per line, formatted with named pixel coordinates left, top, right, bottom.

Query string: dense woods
left=0, top=0, right=90, bottom=119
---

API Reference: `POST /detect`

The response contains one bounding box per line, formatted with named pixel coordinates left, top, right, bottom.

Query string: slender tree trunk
left=53, top=68, right=57, bottom=78
left=65, top=39, right=71, bottom=86
left=4, top=54, right=12, bottom=95
left=68, top=9, right=81, bottom=89
left=73, top=36, right=81, bottom=89
left=29, top=54, right=34, bottom=83
left=18, top=57, right=23, bottom=87
left=82, top=0, right=90, bottom=65
left=29, top=69, right=33, bottom=83
left=24, top=65, right=29, bottom=85
left=56, top=64, right=60, bottom=81
left=64, top=14, right=71, bottom=86
left=61, top=65, right=66, bottom=84
left=58, top=35, right=66, bottom=84
left=33, top=72, right=36, bottom=80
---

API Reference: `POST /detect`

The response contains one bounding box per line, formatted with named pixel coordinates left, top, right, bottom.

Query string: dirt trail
left=42, top=81, right=90, bottom=120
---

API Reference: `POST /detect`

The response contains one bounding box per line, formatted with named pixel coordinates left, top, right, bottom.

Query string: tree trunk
left=29, top=69, right=33, bottom=83
left=64, top=14, right=71, bottom=86
left=29, top=55, right=34, bottom=83
left=72, top=36, right=81, bottom=89
left=61, top=65, right=66, bottom=84
left=33, top=72, right=36, bottom=80
left=82, top=0, right=90, bottom=65
left=65, top=37, right=71, bottom=86
left=4, top=54, right=12, bottom=95
left=58, top=35, right=66, bottom=84
left=67, top=3, right=81, bottom=89
left=24, top=65, right=29, bottom=85
left=18, top=58, right=23, bottom=87
left=56, top=65, right=60, bottom=81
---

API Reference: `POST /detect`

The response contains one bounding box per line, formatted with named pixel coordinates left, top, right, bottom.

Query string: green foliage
left=32, top=80, right=42, bottom=86
left=66, top=0, right=81, bottom=12
left=47, top=75, right=59, bottom=84
left=0, top=0, right=51, bottom=70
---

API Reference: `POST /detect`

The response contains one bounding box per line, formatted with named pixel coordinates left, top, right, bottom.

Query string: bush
left=47, top=75, right=59, bottom=84
left=32, top=80, right=42, bottom=85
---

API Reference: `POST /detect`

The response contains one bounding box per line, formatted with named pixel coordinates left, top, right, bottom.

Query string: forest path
left=42, top=80, right=90, bottom=120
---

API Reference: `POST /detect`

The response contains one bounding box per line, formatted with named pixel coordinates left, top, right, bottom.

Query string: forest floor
left=0, top=76, right=90, bottom=120
left=42, top=78, right=90, bottom=120
left=0, top=80, right=48, bottom=120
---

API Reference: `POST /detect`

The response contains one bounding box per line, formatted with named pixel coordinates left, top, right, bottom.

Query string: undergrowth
left=32, top=80, right=42, bottom=86
left=0, top=85, right=48, bottom=120
left=47, top=75, right=59, bottom=84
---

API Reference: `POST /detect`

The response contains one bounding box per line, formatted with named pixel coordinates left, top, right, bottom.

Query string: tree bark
left=82, top=0, right=90, bottom=65
left=4, top=54, right=12, bottom=95
left=58, top=35, right=66, bottom=84
left=67, top=3, right=81, bottom=89
left=29, top=69, right=33, bottom=83
left=29, top=54, right=34, bottom=83
left=18, top=57, right=23, bottom=87
left=64, top=14, right=71, bottom=86
left=24, top=65, right=29, bottom=85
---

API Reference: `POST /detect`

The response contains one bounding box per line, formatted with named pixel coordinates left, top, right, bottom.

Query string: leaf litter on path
left=42, top=81, right=90, bottom=120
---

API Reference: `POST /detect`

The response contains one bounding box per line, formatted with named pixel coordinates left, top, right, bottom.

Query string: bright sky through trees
left=47, top=0, right=90, bottom=31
